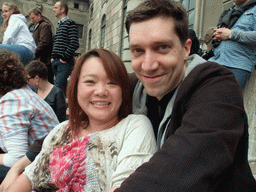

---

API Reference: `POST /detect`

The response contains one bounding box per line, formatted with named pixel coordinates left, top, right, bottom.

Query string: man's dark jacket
left=33, top=19, right=53, bottom=66
left=117, top=61, right=256, bottom=191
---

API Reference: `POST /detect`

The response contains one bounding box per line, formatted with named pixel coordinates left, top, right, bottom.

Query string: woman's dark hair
left=25, top=60, right=48, bottom=81
left=0, top=49, right=27, bottom=96
left=67, top=48, right=131, bottom=134
left=125, top=0, right=189, bottom=45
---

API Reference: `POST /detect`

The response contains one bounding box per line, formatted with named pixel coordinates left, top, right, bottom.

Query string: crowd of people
left=0, top=0, right=256, bottom=191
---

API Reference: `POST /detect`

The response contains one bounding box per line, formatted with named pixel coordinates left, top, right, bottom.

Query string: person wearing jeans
left=51, top=1, right=79, bottom=94
left=51, top=58, right=74, bottom=95
left=0, top=44, right=34, bottom=66
left=0, top=2, right=36, bottom=66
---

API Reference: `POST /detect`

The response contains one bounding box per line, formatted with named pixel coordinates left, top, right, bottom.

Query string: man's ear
left=61, top=7, right=65, bottom=14
left=184, top=38, right=192, bottom=61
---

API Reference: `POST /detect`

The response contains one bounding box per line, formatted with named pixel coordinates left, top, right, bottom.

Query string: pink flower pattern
left=49, top=135, right=90, bottom=191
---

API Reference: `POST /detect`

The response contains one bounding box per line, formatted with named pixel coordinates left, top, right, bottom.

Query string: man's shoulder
left=39, top=20, right=51, bottom=26
left=248, top=4, right=256, bottom=13
left=186, top=61, right=232, bottom=80
left=181, top=61, right=235, bottom=92
left=63, top=18, right=77, bottom=25
left=241, top=4, right=256, bottom=14
left=38, top=20, right=52, bottom=30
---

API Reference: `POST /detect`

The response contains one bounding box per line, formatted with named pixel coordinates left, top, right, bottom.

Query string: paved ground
left=249, top=161, right=256, bottom=179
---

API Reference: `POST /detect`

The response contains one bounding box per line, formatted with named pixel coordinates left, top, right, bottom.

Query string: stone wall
left=87, top=0, right=133, bottom=71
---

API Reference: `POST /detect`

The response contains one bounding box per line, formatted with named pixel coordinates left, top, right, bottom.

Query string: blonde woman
left=0, top=2, right=36, bottom=65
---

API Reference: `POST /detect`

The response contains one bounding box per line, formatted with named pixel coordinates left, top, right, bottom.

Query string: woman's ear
left=35, top=75, right=40, bottom=81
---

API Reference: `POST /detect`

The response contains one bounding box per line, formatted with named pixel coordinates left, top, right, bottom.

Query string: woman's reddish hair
left=67, top=49, right=131, bottom=134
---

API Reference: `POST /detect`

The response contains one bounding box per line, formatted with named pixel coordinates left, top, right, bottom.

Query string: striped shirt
left=209, top=6, right=256, bottom=72
left=0, top=86, right=59, bottom=167
left=51, top=16, right=79, bottom=61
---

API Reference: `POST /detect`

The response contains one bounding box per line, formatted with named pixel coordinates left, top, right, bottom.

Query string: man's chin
left=145, top=88, right=161, bottom=100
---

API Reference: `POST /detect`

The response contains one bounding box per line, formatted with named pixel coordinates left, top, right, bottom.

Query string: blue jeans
left=52, top=59, right=74, bottom=94
left=0, top=44, right=34, bottom=66
left=226, top=67, right=251, bottom=89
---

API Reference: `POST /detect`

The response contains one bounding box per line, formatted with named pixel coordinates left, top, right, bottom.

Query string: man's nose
left=142, top=51, right=159, bottom=72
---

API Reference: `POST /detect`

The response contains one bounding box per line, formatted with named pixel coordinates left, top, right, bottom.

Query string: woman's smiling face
left=77, top=56, right=122, bottom=125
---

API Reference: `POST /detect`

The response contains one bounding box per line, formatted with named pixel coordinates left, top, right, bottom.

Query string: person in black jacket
left=26, top=60, right=66, bottom=123
left=115, top=0, right=256, bottom=191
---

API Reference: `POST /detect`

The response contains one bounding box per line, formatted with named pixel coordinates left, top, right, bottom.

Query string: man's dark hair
left=59, top=1, right=68, bottom=15
left=125, top=0, right=189, bottom=45
left=28, top=8, right=42, bottom=16
left=0, top=50, right=28, bottom=96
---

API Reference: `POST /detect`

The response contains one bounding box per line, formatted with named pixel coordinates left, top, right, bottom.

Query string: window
left=88, top=29, right=92, bottom=50
left=174, top=0, right=195, bottom=29
left=120, top=0, right=128, bottom=58
left=77, top=24, right=84, bottom=39
left=181, top=0, right=195, bottom=28
left=100, top=15, right=106, bottom=48
left=90, top=5, right=93, bottom=18
left=74, top=3, right=79, bottom=9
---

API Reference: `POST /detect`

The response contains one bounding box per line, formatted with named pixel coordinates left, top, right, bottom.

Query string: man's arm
left=213, top=28, right=256, bottom=44
left=0, top=156, right=31, bottom=192
left=62, top=21, right=79, bottom=61
left=231, top=30, right=256, bottom=44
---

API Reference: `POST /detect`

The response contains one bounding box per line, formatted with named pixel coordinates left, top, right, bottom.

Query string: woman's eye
left=108, top=82, right=117, bottom=85
left=85, top=80, right=94, bottom=84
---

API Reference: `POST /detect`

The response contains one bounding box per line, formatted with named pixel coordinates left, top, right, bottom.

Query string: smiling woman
left=6, top=49, right=157, bottom=192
